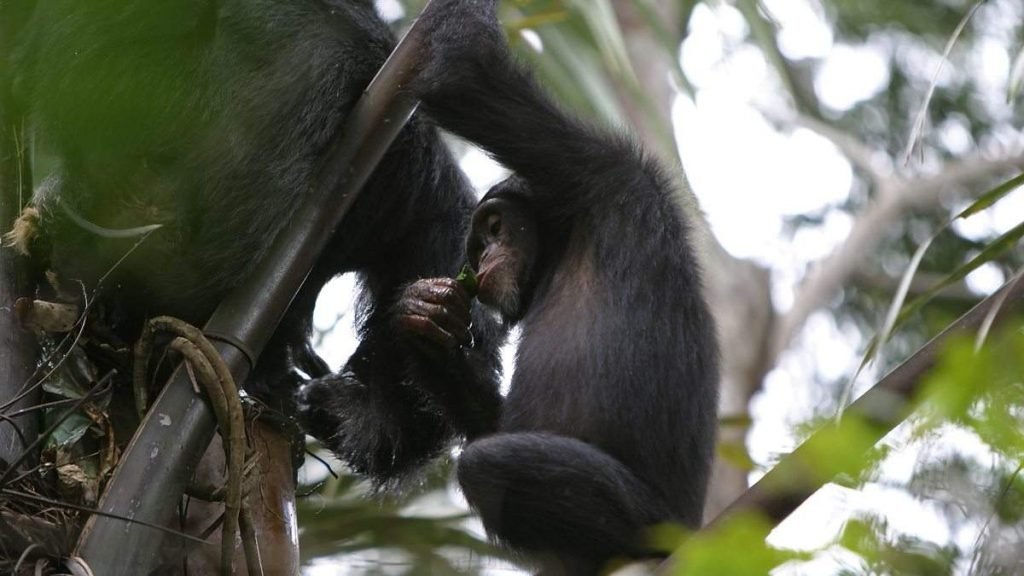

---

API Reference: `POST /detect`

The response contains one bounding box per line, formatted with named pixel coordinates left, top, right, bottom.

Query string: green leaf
left=919, top=336, right=991, bottom=424
left=955, top=172, right=1024, bottom=220
left=836, top=235, right=934, bottom=420
left=718, top=440, right=757, bottom=472
left=455, top=263, right=479, bottom=297
left=568, top=0, right=637, bottom=86
left=901, top=1, right=984, bottom=165
left=799, top=415, right=889, bottom=485
left=897, top=220, right=1024, bottom=325
left=1009, top=45, right=1024, bottom=102
left=840, top=518, right=883, bottom=558
left=526, top=27, right=626, bottom=124
left=670, top=514, right=810, bottom=575
left=506, top=9, right=569, bottom=34
left=45, top=411, right=93, bottom=449
left=42, top=347, right=95, bottom=399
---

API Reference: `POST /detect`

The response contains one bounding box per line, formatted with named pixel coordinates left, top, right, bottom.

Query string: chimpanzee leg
left=457, top=433, right=669, bottom=573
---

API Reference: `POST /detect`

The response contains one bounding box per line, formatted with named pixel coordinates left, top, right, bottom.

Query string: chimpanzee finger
left=414, top=278, right=471, bottom=305
left=399, top=299, right=471, bottom=346
left=405, top=280, right=472, bottom=325
left=398, top=314, right=458, bottom=350
left=432, top=278, right=473, bottom=321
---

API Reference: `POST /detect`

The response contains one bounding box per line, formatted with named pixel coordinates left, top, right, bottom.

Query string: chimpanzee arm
left=298, top=279, right=502, bottom=479
left=296, top=347, right=453, bottom=480
left=414, top=0, right=650, bottom=215
left=296, top=195, right=504, bottom=479
left=393, top=277, right=505, bottom=438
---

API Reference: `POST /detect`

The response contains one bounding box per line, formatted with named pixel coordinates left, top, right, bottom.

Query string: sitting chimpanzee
left=368, top=0, right=720, bottom=572
left=10, top=0, right=503, bottom=476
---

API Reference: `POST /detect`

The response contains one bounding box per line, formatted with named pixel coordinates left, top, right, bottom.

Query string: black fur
left=13, top=0, right=502, bottom=476
left=411, top=0, right=721, bottom=572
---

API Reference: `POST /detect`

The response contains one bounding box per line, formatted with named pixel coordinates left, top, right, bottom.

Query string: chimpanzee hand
left=394, top=278, right=474, bottom=354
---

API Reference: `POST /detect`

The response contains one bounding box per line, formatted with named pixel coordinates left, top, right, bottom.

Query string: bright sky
left=307, top=1, right=1024, bottom=573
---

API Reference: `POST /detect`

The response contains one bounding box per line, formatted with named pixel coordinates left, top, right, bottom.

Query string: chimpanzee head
left=466, top=176, right=539, bottom=320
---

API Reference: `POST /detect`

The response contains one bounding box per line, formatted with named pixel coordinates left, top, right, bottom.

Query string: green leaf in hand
left=456, top=264, right=479, bottom=297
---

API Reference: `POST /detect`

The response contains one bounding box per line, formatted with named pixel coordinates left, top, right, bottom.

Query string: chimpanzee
left=9, top=0, right=503, bottom=475
left=373, top=0, right=721, bottom=572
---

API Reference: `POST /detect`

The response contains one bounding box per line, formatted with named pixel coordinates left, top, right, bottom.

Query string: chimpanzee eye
left=488, top=215, right=502, bottom=236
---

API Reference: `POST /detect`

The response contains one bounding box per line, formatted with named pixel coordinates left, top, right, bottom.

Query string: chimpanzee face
left=467, top=181, right=538, bottom=319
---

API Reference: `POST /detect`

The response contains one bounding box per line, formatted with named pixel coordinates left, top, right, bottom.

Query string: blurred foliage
left=296, top=447, right=508, bottom=574
left=828, top=1, right=975, bottom=43
left=918, top=333, right=1024, bottom=456
left=676, top=327, right=1024, bottom=575
left=667, top=514, right=811, bottom=575
left=837, top=515, right=959, bottom=576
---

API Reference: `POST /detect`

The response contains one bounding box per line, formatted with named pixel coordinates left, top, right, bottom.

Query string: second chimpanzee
left=10, top=0, right=503, bottom=476
left=384, top=0, right=721, bottom=572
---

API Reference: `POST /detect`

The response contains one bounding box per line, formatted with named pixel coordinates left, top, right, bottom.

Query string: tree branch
left=771, top=149, right=1024, bottom=361
left=0, top=0, right=39, bottom=467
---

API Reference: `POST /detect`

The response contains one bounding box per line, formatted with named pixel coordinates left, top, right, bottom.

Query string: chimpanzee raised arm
left=399, top=0, right=721, bottom=573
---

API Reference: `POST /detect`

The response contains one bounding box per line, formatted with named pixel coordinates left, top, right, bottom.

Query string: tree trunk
left=0, top=0, right=40, bottom=467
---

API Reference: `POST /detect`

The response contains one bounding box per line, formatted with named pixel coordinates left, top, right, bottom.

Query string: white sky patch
left=761, top=0, right=833, bottom=60
left=519, top=29, right=543, bottom=53
left=779, top=130, right=854, bottom=214
left=674, top=98, right=852, bottom=262
left=974, top=37, right=1010, bottom=93
left=459, top=146, right=508, bottom=194
left=683, top=8, right=769, bottom=97
left=373, top=0, right=405, bottom=22
left=674, top=97, right=781, bottom=261
left=965, top=262, right=1006, bottom=295
left=814, top=44, right=891, bottom=111
left=937, top=115, right=975, bottom=155
left=684, top=1, right=748, bottom=45
left=802, top=312, right=861, bottom=383
left=790, top=210, right=854, bottom=263
left=679, top=6, right=727, bottom=87
left=312, top=274, right=360, bottom=371
left=721, top=46, right=773, bottom=96
left=747, top=310, right=868, bottom=473
left=747, top=358, right=810, bottom=471
left=769, top=484, right=860, bottom=551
